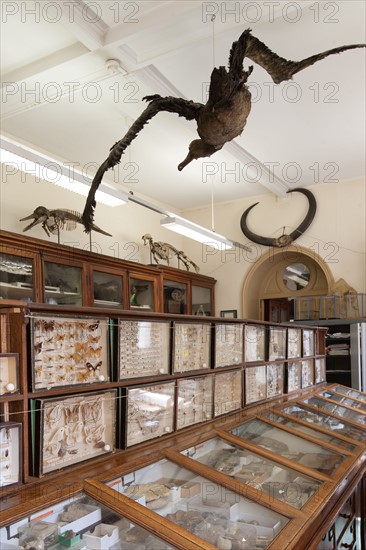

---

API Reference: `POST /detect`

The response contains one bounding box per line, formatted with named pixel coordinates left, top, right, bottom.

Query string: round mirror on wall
left=283, top=263, right=310, bottom=291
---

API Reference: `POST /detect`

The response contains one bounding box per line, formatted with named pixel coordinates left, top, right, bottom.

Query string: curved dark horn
left=240, top=202, right=278, bottom=246
left=287, top=187, right=317, bottom=241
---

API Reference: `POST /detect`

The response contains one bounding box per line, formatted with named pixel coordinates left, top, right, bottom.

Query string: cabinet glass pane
left=130, top=277, right=154, bottom=311
left=109, top=459, right=289, bottom=549
left=287, top=328, right=302, bottom=358
left=280, top=404, right=366, bottom=442
left=3, top=492, right=179, bottom=549
left=245, top=365, right=266, bottom=404
left=245, top=325, right=266, bottom=362
left=269, top=328, right=286, bottom=361
left=215, top=323, right=243, bottom=368
left=302, top=329, right=315, bottom=356
left=315, top=357, right=326, bottom=384
left=177, top=375, right=213, bottom=429
left=302, top=359, right=314, bottom=388
left=230, top=419, right=345, bottom=475
left=192, top=285, right=211, bottom=316
left=181, top=437, right=322, bottom=509
left=318, top=391, right=366, bottom=412
left=118, top=320, right=170, bottom=379
left=304, top=396, right=366, bottom=425
left=163, top=280, right=187, bottom=314
left=332, top=385, right=366, bottom=402
left=267, top=363, right=284, bottom=398
left=262, top=411, right=357, bottom=452
left=214, top=370, right=242, bottom=416
left=173, top=322, right=210, bottom=372
left=44, top=262, right=82, bottom=305
left=287, top=361, right=302, bottom=392
left=93, top=271, right=123, bottom=307
left=0, top=252, right=34, bottom=302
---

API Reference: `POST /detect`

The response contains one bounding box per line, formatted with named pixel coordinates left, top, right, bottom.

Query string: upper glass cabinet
left=129, top=275, right=156, bottom=311
left=93, top=270, right=123, bottom=308
left=0, top=252, right=34, bottom=302
left=44, top=261, right=82, bottom=306
left=106, top=458, right=289, bottom=549
left=181, top=437, right=322, bottom=509
left=163, top=280, right=187, bottom=314
left=279, top=404, right=365, bottom=442
left=230, top=419, right=345, bottom=476
left=303, top=396, right=366, bottom=425
left=192, top=285, right=211, bottom=316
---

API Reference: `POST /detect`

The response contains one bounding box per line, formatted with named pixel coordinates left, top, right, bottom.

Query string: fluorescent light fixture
left=0, top=136, right=129, bottom=207
left=161, top=216, right=234, bottom=249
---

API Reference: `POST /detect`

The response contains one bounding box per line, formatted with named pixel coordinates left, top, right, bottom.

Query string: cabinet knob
left=6, top=383, right=15, bottom=392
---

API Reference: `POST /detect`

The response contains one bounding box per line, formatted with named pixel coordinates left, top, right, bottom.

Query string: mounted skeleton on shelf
left=142, top=234, right=200, bottom=272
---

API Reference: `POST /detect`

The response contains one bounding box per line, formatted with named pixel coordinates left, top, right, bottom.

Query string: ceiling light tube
left=160, top=216, right=234, bottom=249
left=0, top=136, right=129, bottom=207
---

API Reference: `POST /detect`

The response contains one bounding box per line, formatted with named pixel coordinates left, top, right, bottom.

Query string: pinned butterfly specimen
left=42, top=319, right=55, bottom=332
left=88, top=321, right=100, bottom=332
left=86, top=361, right=103, bottom=373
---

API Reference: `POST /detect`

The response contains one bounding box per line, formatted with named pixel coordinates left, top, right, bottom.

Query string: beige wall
left=1, top=166, right=365, bottom=318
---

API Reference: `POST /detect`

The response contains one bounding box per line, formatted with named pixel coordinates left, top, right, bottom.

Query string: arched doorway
left=242, top=245, right=335, bottom=321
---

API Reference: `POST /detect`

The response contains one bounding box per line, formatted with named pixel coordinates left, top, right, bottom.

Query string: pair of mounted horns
left=240, top=188, right=317, bottom=247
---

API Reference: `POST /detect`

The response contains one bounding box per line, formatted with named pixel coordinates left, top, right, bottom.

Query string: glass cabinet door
left=106, top=459, right=289, bottom=549
left=181, top=437, right=322, bottom=509
left=192, top=285, right=211, bottom=316
left=332, top=385, right=366, bottom=402
left=44, top=261, right=82, bottom=305
left=0, top=252, right=34, bottom=302
left=129, top=276, right=156, bottom=311
left=280, top=404, right=366, bottom=442
left=163, top=280, right=187, bottom=314
left=230, top=418, right=346, bottom=475
left=93, top=270, right=124, bottom=308
left=318, top=390, right=366, bottom=412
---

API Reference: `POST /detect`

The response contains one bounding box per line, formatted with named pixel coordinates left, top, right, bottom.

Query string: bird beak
left=178, top=151, right=194, bottom=171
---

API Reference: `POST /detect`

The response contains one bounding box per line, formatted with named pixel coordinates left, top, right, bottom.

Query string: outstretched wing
left=82, top=96, right=203, bottom=232
left=243, top=30, right=365, bottom=84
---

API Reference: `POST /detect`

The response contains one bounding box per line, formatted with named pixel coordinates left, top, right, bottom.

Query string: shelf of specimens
left=315, top=357, right=326, bottom=384
left=302, top=329, right=315, bottom=357
left=245, top=364, right=284, bottom=404
left=279, top=404, right=366, bottom=442
left=33, top=389, right=116, bottom=475
left=244, top=324, right=266, bottom=362
left=29, top=315, right=109, bottom=390
left=301, top=359, right=314, bottom=388
left=172, top=322, right=210, bottom=373
left=0, top=353, right=19, bottom=395
left=261, top=410, right=358, bottom=452
left=176, top=375, right=213, bottom=429
left=318, top=390, right=366, bottom=412
left=268, top=327, right=286, bottom=361
left=332, top=385, right=366, bottom=402
left=118, top=319, right=170, bottom=379
left=181, top=437, right=322, bottom=510
left=287, top=361, right=302, bottom=393
left=1, top=493, right=179, bottom=550
left=214, top=369, right=242, bottom=416
left=230, top=419, right=346, bottom=476
left=106, top=459, right=289, bottom=549
left=287, top=327, right=302, bottom=359
left=303, top=396, right=366, bottom=425
left=214, top=323, right=243, bottom=368
left=0, top=422, right=21, bottom=487
left=123, top=382, right=175, bottom=447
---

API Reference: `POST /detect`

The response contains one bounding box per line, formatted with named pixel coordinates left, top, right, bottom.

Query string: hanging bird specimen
left=240, top=188, right=317, bottom=247
left=20, top=206, right=111, bottom=238
left=82, top=28, right=365, bottom=232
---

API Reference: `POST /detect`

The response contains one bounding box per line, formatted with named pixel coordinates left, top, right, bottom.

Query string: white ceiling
left=1, top=0, right=365, bottom=211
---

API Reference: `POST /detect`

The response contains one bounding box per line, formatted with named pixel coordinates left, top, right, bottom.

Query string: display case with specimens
left=0, top=353, right=19, bottom=396
left=0, top=422, right=21, bottom=487
left=268, top=327, right=287, bottom=361
left=214, top=369, right=242, bottom=416
left=302, top=396, right=366, bottom=425
left=118, top=319, right=170, bottom=379
left=172, top=322, right=210, bottom=373
left=29, top=314, right=110, bottom=390
left=176, top=375, right=213, bottom=429
left=214, top=322, right=244, bottom=368
left=244, top=324, right=266, bottom=362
